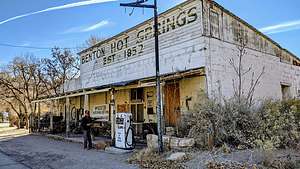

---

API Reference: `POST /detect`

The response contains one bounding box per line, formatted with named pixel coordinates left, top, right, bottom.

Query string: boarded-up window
left=210, top=10, right=220, bottom=38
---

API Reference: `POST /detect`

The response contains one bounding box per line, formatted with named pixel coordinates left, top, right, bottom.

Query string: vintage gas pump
left=115, top=112, right=134, bottom=149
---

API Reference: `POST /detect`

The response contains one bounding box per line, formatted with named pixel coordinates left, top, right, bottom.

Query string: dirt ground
left=128, top=146, right=300, bottom=169
left=0, top=125, right=138, bottom=169
left=1, top=125, right=299, bottom=169
left=185, top=148, right=300, bottom=168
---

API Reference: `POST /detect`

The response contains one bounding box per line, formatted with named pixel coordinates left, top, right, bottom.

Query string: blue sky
left=0, top=0, right=299, bottom=65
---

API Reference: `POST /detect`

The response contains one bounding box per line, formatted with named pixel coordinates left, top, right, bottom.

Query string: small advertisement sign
left=92, top=104, right=109, bottom=121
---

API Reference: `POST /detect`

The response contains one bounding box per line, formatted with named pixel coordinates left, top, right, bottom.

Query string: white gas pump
left=115, top=112, right=134, bottom=149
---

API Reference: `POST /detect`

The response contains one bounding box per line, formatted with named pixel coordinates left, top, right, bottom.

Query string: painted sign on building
left=79, top=0, right=205, bottom=89
left=92, top=104, right=109, bottom=121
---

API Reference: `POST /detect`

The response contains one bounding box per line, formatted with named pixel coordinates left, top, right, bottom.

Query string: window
left=281, top=84, right=291, bottom=100
left=210, top=10, right=220, bottom=38
left=131, top=104, right=144, bottom=135
left=130, top=88, right=145, bottom=135
left=131, top=104, right=144, bottom=123
left=130, top=88, right=144, bottom=102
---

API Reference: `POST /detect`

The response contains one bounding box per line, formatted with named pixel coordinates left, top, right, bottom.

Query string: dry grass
left=128, top=149, right=189, bottom=169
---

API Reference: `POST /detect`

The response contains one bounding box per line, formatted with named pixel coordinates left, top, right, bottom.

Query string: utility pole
left=120, top=0, right=163, bottom=153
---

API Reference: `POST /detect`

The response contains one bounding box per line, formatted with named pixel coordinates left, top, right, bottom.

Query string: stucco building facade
left=35, top=0, right=300, bottom=137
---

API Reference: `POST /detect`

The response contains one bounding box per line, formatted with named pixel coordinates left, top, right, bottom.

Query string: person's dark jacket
left=81, top=116, right=93, bottom=130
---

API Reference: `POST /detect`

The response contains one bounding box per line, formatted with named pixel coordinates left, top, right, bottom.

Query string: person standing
left=81, top=110, right=93, bottom=149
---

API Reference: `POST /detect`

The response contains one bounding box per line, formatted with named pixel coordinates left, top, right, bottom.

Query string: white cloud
left=81, top=20, right=110, bottom=32
left=259, top=20, right=300, bottom=35
left=21, top=42, right=31, bottom=46
left=62, top=20, right=110, bottom=34
left=0, top=0, right=116, bottom=25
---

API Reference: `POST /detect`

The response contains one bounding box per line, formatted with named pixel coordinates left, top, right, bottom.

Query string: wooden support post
left=29, top=113, right=33, bottom=133
left=66, top=97, right=70, bottom=137
left=84, top=94, right=89, bottom=112
left=55, top=100, right=59, bottom=116
left=110, top=89, right=116, bottom=143
left=38, top=103, right=41, bottom=132
left=161, top=82, right=165, bottom=135
left=50, top=101, right=54, bottom=133
left=74, top=106, right=78, bottom=125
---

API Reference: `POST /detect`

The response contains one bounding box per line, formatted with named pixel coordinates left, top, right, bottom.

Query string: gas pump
left=115, top=113, right=135, bottom=149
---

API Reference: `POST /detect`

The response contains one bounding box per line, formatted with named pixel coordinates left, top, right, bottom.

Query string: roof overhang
left=32, top=88, right=111, bottom=103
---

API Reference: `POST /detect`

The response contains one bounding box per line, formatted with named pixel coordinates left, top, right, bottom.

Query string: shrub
left=256, top=99, right=300, bottom=149
left=187, top=97, right=300, bottom=150
left=187, top=96, right=260, bottom=149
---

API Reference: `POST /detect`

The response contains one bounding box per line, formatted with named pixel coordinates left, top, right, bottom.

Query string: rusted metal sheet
left=117, top=104, right=129, bottom=112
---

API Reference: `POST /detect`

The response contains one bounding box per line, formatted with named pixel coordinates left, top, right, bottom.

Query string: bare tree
left=85, top=34, right=105, bottom=47
left=0, top=56, right=44, bottom=128
left=0, top=48, right=79, bottom=128
left=41, top=47, right=79, bottom=95
left=229, top=27, right=265, bottom=107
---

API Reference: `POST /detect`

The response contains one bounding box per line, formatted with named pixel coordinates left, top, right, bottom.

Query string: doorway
left=130, top=88, right=144, bottom=135
left=164, top=82, right=180, bottom=127
left=281, top=84, right=291, bottom=100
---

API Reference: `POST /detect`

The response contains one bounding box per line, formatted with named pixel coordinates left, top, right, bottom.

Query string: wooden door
left=164, top=82, right=180, bottom=127
left=131, top=104, right=144, bottom=136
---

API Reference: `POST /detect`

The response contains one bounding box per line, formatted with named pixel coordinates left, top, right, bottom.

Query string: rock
left=147, top=134, right=195, bottom=150
left=170, top=137, right=195, bottom=148
left=170, top=137, right=180, bottom=148
left=147, top=134, right=158, bottom=150
left=178, top=138, right=195, bottom=148
left=163, top=136, right=171, bottom=149
left=146, top=134, right=171, bottom=151
left=165, top=127, right=175, bottom=136
left=166, top=152, right=186, bottom=161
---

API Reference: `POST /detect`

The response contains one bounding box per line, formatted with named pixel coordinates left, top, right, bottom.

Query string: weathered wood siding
left=78, top=0, right=205, bottom=89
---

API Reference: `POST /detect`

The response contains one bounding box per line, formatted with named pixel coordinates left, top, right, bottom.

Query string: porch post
left=55, top=99, right=59, bottom=116
left=37, top=102, right=41, bottom=132
left=84, top=94, right=89, bottom=112
left=50, top=101, right=54, bottom=133
left=74, top=99, right=78, bottom=125
left=161, top=82, right=165, bottom=135
left=110, top=89, right=116, bottom=143
left=66, top=97, right=70, bottom=137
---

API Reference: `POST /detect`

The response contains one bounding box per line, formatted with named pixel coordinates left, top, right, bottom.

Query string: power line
left=0, top=43, right=85, bottom=50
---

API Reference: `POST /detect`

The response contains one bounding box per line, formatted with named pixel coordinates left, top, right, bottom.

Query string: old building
left=35, top=0, right=300, bottom=137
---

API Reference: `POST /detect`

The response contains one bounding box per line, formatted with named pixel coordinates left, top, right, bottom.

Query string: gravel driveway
left=0, top=131, right=138, bottom=169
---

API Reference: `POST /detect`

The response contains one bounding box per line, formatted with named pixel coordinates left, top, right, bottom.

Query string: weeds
left=187, top=96, right=300, bottom=150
